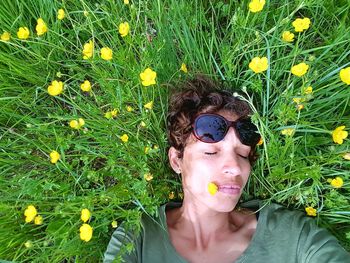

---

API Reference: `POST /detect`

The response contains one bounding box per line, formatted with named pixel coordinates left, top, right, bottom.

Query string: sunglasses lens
left=194, top=115, right=227, bottom=143
left=235, top=119, right=260, bottom=146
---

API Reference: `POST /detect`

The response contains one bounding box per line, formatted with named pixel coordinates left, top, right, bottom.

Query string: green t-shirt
left=104, top=200, right=350, bottom=263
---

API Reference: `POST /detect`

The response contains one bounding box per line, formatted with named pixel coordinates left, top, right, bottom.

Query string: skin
left=167, top=110, right=258, bottom=263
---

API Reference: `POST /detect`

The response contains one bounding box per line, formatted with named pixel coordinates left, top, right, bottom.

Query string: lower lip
left=218, top=188, right=241, bottom=195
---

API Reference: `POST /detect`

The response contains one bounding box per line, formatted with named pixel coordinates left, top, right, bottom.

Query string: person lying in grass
left=104, top=76, right=350, bottom=263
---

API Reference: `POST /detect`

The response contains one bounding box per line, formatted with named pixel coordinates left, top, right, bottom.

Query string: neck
left=168, top=196, right=242, bottom=250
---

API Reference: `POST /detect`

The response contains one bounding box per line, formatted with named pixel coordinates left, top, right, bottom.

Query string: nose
left=221, top=127, right=244, bottom=176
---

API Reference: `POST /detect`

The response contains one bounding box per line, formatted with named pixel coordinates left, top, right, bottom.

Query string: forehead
left=215, top=110, right=239, bottom=122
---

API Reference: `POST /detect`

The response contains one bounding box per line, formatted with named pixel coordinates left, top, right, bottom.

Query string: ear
left=168, top=147, right=182, bottom=174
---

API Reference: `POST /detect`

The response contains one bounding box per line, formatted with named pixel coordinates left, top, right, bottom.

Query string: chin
left=208, top=198, right=239, bottom=212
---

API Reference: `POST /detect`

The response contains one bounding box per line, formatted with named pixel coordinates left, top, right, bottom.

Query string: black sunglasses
left=192, top=113, right=260, bottom=147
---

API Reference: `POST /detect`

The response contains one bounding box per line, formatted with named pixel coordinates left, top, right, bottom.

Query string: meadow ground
left=0, top=0, right=349, bottom=262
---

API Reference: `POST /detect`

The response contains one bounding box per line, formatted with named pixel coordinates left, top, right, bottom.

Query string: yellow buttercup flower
left=282, top=31, right=294, bottom=42
left=24, top=205, right=38, bottom=223
left=80, top=223, right=93, bottom=242
left=69, top=118, right=85, bottom=129
left=291, top=62, right=309, bottom=77
left=144, top=101, right=153, bottom=110
left=169, top=191, right=175, bottom=200
left=34, top=215, right=43, bottom=225
left=292, top=18, right=311, bottom=32
left=144, top=173, right=153, bottom=181
left=57, top=9, right=65, bottom=20
left=101, top=47, right=113, bottom=60
left=140, top=121, right=146, bottom=127
left=81, top=208, right=91, bottom=223
left=297, top=104, right=304, bottom=111
left=305, top=206, right=316, bottom=217
left=180, top=63, right=188, bottom=73
left=120, top=134, right=129, bottom=143
left=126, top=105, right=134, bottom=112
left=47, top=80, right=64, bottom=96
left=124, top=0, right=129, bottom=4
left=36, top=18, right=48, bottom=36
left=248, top=0, right=266, bottom=13
left=257, top=137, right=263, bottom=146
left=17, top=27, right=30, bottom=39
left=50, top=150, right=60, bottom=164
left=332, top=126, right=348, bottom=144
left=281, top=128, right=295, bottom=136
left=24, top=240, right=33, bottom=248
left=303, top=86, right=313, bottom=94
left=144, top=146, right=150, bottom=154
left=330, top=177, right=344, bottom=188
left=140, top=68, right=157, bottom=86
left=104, top=109, right=118, bottom=119
left=249, top=57, right=268, bottom=73
left=119, top=22, right=130, bottom=37
left=1, top=31, right=10, bottom=41
left=111, top=220, right=118, bottom=228
left=343, top=153, right=350, bottom=160
left=208, top=182, right=218, bottom=196
left=80, top=80, right=91, bottom=92
left=83, top=40, right=94, bottom=59
left=339, top=67, right=350, bottom=85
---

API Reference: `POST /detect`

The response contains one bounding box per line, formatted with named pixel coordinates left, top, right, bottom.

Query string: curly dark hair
left=167, top=75, right=258, bottom=164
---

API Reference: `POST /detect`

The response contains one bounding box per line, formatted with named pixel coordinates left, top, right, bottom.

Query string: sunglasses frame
left=192, top=113, right=260, bottom=147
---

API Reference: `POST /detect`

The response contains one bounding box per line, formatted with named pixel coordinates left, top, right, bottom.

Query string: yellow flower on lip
left=47, top=80, right=64, bottom=96
left=144, top=101, right=153, bottom=110
left=120, top=134, right=129, bottom=143
left=1, top=31, right=11, bottom=41
left=282, top=31, right=294, bottom=42
left=248, top=0, right=266, bottom=13
left=249, top=57, right=268, bottom=73
left=292, top=18, right=311, bottom=32
left=80, top=223, right=93, bottom=242
left=80, top=80, right=91, bottom=92
left=24, top=205, right=38, bottom=223
left=330, top=177, right=344, bottom=188
left=57, top=9, right=65, bottom=20
left=34, top=215, right=43, bottom=225
left=140, top=68, right=157, bottom=86
left=17, top=27, right=30, bottom=39
left=291, top=62, right=309, bottom=77
left=144, top=173, right=153, bottom=181
left=119, top=22, right=130, bottom=37
left=50, top=150, right=60, bottom=164
left=100, top=47, right=113, bottom=60
left=332, top=126, right=348, bottom=144
left=208, top=182, right=218, bottom=196
left=180, top=63, right=188, bottom=73
left=305, top=206, right=316, bottom=217
left=83, top=40, right=94, bottom=59
left=36, top=18, right=48, bottom=36
left=81, top=208, right=91, bottom=223
left=339, top=67, right=350, bottom=85
left=281, top=128, right=295, bottom=136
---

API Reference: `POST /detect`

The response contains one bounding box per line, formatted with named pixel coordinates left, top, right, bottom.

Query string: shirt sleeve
left=297, top=217, right=350, bottom=263
left=103, top=224, right=141, bottom=263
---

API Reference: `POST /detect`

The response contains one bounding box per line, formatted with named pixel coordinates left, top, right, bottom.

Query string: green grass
left=0, top=0, right=349, bottom=261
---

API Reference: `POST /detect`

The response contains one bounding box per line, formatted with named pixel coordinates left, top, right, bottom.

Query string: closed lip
left=218, top=184, right=242, bottom=190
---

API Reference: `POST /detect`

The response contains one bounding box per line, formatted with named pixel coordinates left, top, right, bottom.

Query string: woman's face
left=170, top=110, right=252, bottom=212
